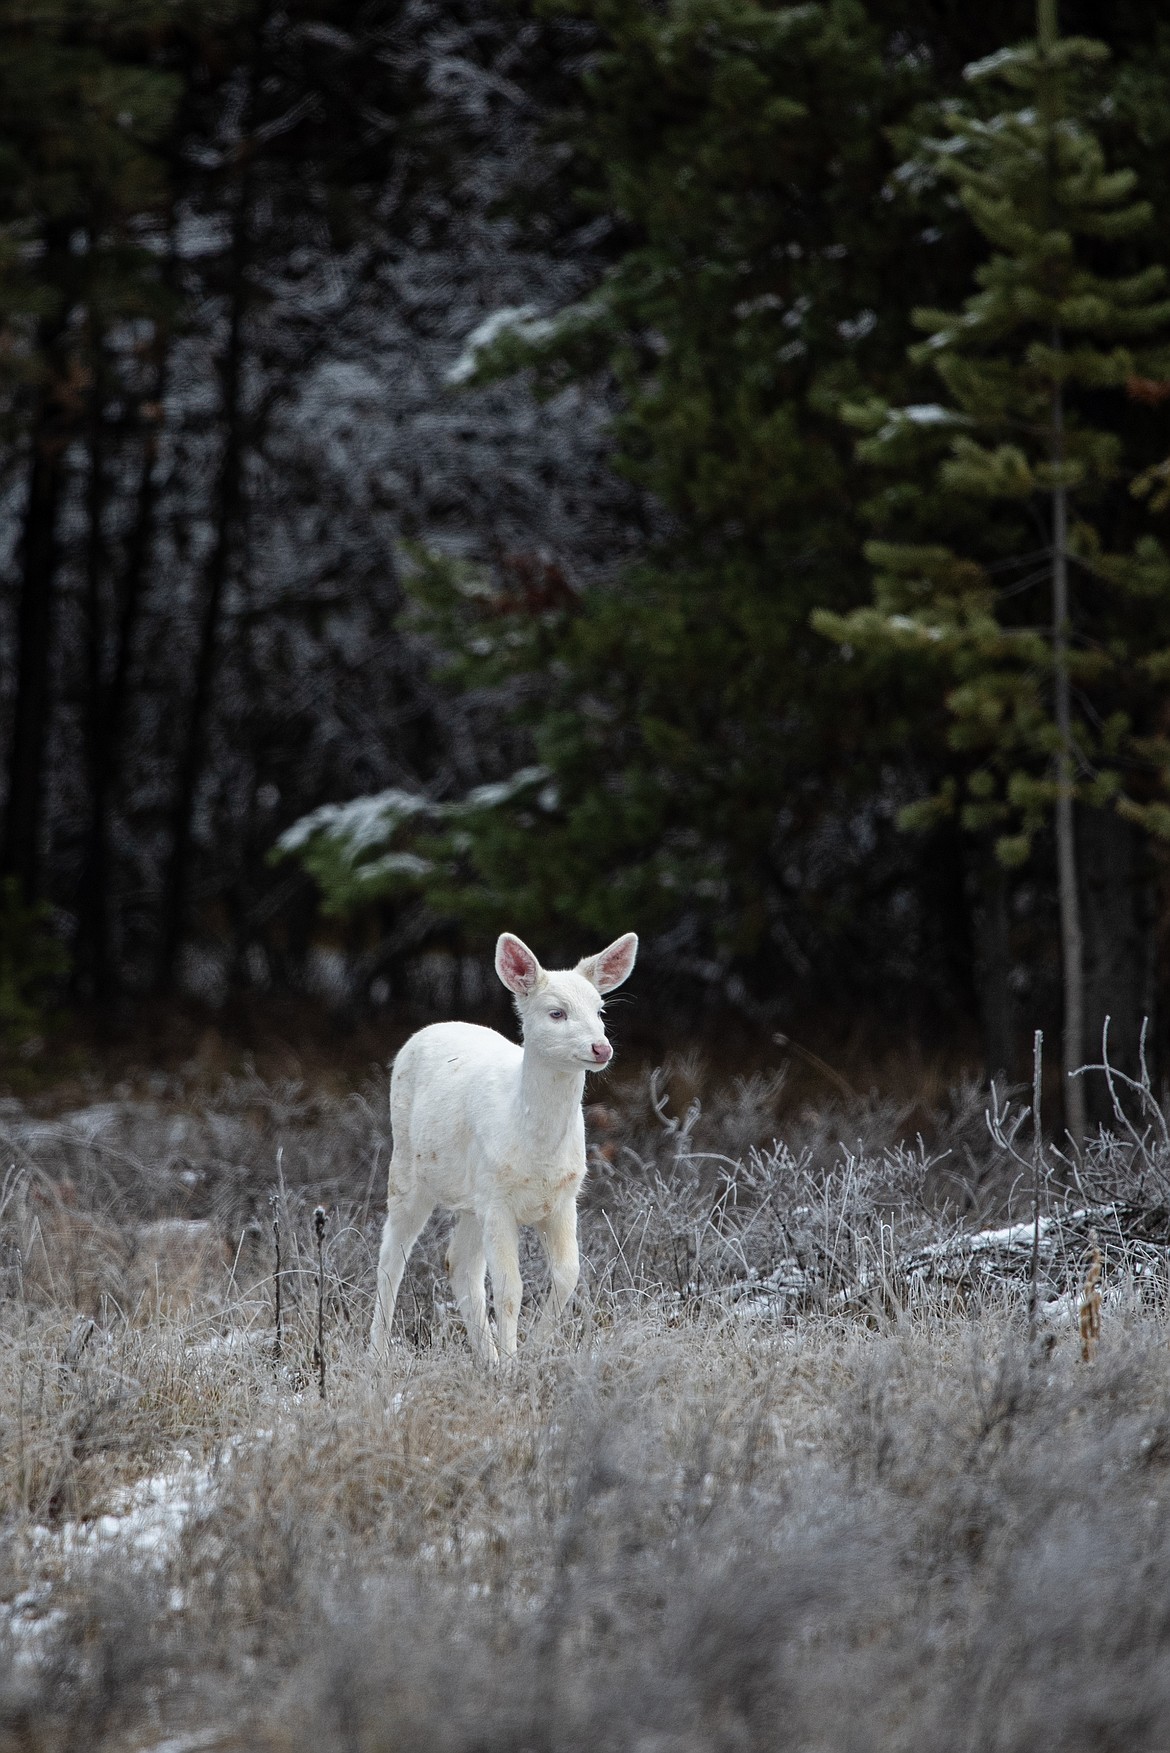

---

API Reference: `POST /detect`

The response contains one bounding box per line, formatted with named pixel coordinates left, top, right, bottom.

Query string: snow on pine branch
left=274, top=766, right=553, bottom=909
left=875, top=403, right=962, bottom=441
left=445, top=305, right=559, bottom=386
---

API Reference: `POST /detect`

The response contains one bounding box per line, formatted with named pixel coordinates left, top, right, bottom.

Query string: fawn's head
left=495, top=931, right=638, bottom=1070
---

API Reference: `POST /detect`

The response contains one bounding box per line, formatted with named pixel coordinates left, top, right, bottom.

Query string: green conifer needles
left=815, top=18, right=1170, bottom=865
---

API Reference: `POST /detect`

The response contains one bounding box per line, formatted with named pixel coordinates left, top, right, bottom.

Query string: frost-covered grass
left=1, top=1069, right=1169, bottom=1750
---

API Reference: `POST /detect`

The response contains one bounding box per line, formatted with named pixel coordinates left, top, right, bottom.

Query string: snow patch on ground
left=730, top=1208, right=1128, bottom=1319
left=31, top=1454, right=217, bottom=1566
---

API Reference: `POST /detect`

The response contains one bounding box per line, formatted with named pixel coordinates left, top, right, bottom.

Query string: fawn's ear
left=577, top=932, right=638, bottom=993
left=495, top=933, right=543, bottom=996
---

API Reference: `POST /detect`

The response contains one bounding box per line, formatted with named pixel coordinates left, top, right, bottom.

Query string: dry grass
left=1, top=1070, right=1169, bottom=1750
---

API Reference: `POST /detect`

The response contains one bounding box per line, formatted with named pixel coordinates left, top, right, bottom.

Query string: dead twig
left=1029, top=1031, right=1043, bottom=1337
left=312, top=1205, right=328, bottom=1400
left=1079, top=1231, right=1102, bottom=1362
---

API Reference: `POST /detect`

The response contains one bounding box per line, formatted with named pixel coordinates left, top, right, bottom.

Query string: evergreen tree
left=283, top=0, right=956, bottom=1014
left=814, top=0, right=1170, bottom=1134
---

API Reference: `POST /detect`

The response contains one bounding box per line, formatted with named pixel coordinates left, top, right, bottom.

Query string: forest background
left=3, top=0, right=1170, bottom=1122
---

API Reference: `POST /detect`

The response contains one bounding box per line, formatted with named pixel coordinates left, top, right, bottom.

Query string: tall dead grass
left=0, top=1069, right=1169, bottom=1750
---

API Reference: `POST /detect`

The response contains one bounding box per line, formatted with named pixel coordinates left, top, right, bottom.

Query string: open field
left=1, top=1065, right=1168, bottom=1752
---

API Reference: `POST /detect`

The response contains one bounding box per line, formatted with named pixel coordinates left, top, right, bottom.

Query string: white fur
left=369, top=931, right=638, bottom=1366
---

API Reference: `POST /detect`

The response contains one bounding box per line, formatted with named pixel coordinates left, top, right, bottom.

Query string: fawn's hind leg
left=483, top=1205, right=523, bottom=1363
left=445, top=1211, right=497, bottom=1366
left=369, top=1176, right=433, bottom=1357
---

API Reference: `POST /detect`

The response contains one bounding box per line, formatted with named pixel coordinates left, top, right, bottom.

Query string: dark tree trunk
left=75, top=319, right=111, bottom=999
left=157, top=7, right=268, bottom=990
left=1077, top=805, right=1156, bottom=1123
left=928, top=817, right=981, bottom=1040
left=969, top=845, right=1016, bottom=1081
left=156, top=250, right=247, bottom=990
left=2, top=309, right=73, bottom=905
left=76, top=311, right=173, bottom=1002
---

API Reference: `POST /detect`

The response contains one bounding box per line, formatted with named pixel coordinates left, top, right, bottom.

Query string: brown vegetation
left=0, top=1069, right=1168, bottom=1750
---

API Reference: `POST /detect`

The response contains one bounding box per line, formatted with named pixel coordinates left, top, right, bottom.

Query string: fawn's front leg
left=531, top=1198, right=580, bottom=1345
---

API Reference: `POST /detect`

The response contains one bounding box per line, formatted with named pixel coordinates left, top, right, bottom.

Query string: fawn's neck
left=516, top=1046, right=586, bottom=1157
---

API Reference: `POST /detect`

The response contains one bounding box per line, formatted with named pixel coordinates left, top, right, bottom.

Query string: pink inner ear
left=596, top=934, right=637, bottom=990
left=599, top=950, right=628, bottom=985
left=498, top=935, right=538, bottom=993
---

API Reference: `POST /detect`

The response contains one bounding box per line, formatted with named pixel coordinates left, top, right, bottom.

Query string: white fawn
left=369, top=930, right=638, bottom=1365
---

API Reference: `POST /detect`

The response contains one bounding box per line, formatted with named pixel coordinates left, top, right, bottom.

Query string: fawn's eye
left=549, top=1009, right=567, bottom=1021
